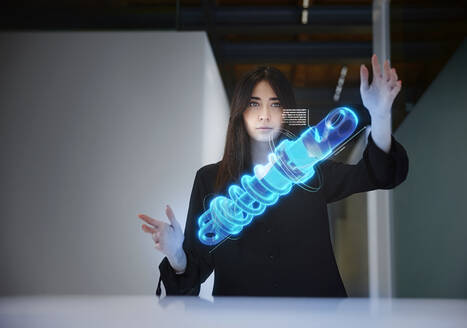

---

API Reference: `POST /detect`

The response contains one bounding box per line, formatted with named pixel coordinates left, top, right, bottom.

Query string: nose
left=258, top=105, right=270, bottom=121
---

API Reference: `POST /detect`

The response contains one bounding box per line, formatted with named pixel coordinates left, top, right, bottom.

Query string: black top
left=158, top=133, right=409, bottom=297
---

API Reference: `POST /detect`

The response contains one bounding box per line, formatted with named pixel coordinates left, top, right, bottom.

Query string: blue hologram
left=198, top=106, right=359, bottom=246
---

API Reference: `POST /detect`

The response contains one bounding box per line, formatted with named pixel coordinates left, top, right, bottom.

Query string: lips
left=257, top=127, right=272, bottom=130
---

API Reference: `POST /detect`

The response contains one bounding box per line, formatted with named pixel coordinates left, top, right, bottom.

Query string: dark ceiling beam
left=391, top=21, right=467, bottom=35
left=180, top=6, right=372, bottom=26
left=219, top=41, right=456, bottom=63
left=179, top=5, right=465, bottom=27
left=1, top=6, right=465, bottom=30
left=191, top=24, right=372, bottom=34
left=221, top=42, right=371, bottom=63
left=0, top=9, right=176, bottom=30
left=185, top=21, right=466, bottom=36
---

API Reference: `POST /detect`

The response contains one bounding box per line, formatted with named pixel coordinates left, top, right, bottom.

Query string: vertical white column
left=368, top=0, right=393, bottom=298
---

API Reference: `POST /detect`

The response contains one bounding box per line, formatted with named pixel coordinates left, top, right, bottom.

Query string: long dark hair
left=214, top=66, right=298, bottom=192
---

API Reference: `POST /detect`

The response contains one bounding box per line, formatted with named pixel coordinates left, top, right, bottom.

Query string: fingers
left=371, top=54, right=382, bottom=79
left=360, top=64, right=369, bottom=91
left=391, top=68, right=398, bottom=81
left=371, top=54, right=401, bottom=89
left=138, top=211, right=172, bottom=252
left=389, top=65, right=402, bottom=98
left=372, top=54, right=392, bottom=81
left=390, top=80, right=402, bottom=98
left=142, top=224, right=163, bottom=249
left=391, top=69, right=402, bottom=91
left=387, top=68, right=396, bottom=89
left=137, top=214, right=163, bottom=229
left=141, top=223, right=157, bottom=234
left=388, top=65, right=401, bottom=90
left=383, top=59, right=392, bottom=82
left=165, top=205, right=181, bottom=230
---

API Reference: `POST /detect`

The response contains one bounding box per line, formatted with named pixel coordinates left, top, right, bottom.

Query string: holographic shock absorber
left=197, top=106, right=359, bottom=246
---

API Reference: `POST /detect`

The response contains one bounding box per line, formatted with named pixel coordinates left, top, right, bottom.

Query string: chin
left=253, top=133, right=279, bottom=143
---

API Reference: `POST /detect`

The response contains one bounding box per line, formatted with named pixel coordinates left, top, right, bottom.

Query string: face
left=243, top=80, right=283, bottom=143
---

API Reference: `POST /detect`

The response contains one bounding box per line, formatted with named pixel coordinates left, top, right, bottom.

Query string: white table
left=1, top=296, right=466, bottom=328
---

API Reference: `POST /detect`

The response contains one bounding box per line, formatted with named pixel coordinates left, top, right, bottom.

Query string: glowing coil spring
left=197, top=106, right=359, bottom=246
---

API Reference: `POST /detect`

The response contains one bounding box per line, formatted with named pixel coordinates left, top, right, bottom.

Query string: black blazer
left=158, top=133, right=409, bottom=297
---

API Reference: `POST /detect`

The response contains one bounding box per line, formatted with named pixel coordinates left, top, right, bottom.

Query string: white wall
left=0, top=31, right=228, bottom=296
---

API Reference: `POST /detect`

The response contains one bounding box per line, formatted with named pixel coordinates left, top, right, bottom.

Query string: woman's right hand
left=138, top=205, right=187, bottom=273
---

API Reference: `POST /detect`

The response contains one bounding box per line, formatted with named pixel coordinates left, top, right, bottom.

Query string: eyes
left=248, top=101, right=282, bottom=109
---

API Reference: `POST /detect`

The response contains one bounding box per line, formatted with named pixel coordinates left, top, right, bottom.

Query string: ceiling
left=1, top=0, right=466, bottom=130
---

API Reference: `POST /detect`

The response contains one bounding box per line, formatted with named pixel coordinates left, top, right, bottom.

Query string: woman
left=138, top=54, right=408, bottom=297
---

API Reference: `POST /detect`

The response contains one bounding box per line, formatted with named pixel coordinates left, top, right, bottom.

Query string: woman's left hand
left=360, top=54, right=402, bottom=120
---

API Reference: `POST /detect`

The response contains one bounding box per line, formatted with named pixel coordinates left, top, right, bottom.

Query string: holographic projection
left=198, top=107, right=359, bottom=246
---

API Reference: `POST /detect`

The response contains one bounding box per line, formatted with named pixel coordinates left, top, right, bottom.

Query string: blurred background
left=0, top=0, right=466, bottom=300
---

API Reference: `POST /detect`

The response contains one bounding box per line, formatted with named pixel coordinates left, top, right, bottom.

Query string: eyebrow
left=250, top=96, right=280, bottom=101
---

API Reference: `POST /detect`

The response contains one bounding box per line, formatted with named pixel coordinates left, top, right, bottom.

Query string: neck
left=250, top=138, right=273, bottom=166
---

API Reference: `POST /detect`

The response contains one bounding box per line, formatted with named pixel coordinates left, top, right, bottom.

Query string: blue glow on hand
left=197, top=106, right=359, bottom=246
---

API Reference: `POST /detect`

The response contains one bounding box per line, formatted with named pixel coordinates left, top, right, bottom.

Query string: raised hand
left=360, top=54, right=402, bottom=120
left=138, top=205, right=186, bottom=273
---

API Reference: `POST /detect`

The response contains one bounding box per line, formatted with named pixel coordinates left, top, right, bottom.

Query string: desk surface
left=1, top=296, right=466, bottom=328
